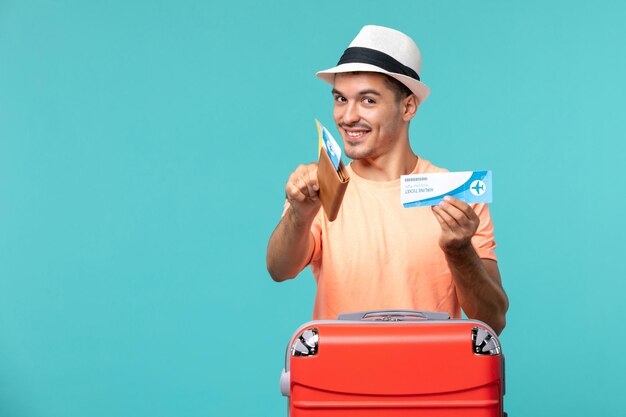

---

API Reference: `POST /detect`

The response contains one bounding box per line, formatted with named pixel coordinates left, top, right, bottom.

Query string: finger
left=436, top=200, right=467, bottom=228
left=443, top=196, right=477, bottom=222
left=439, top=198, right=478, bottom=229
left=303, top=167, right=319, bottom=200
left=295, top=175, right=315, bottom=200
left=285, top=181, right=307, bottom=203
left=431, top=205, right=454, bottom=230
left=431, top=206, right=449, bottom=230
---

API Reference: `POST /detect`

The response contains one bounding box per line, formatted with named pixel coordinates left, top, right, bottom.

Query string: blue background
left=1, top=1, right=625, bottom=415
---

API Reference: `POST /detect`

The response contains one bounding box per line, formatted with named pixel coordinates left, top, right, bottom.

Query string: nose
left=339, top=101, right=360, bottom=126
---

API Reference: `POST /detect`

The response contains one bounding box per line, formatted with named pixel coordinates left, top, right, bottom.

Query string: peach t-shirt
left=306, top=157, right=497, bottom=320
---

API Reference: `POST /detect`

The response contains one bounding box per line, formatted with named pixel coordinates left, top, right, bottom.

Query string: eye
left=363, top=97, right=376, bottom=105
left=334, top=95, right=347, bottom=103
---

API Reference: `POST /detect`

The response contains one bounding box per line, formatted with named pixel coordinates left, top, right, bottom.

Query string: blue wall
left=1, top=1, right=625, bottom=415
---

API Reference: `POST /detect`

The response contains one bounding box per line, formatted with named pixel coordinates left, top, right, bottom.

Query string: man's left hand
left=431, top=196, right=480, bottom=254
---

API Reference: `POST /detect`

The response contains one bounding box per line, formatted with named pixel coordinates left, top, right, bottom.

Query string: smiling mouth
left=339, top=122, right=371, bottom=142
left=342, top=127, right=371, bottom=142
left=346, top=130, right=368, bottom=138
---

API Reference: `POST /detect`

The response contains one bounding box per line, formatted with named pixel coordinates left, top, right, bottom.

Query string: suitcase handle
left=338, top=310, right=450, bottom=321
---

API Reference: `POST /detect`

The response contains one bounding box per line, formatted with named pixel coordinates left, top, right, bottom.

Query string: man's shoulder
left=415, top=156, right=448, bottom=174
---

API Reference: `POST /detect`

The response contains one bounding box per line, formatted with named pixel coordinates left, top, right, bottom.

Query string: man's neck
left=351, top=148, right=418, bottom=181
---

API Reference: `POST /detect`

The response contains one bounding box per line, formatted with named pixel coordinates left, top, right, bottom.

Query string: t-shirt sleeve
left=471, top=203, right=497, bottom=261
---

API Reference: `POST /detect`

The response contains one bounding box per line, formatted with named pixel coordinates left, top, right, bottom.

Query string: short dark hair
left=381, top=74, right=413, bottom=102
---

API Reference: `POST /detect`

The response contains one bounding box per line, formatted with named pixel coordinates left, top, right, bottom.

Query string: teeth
left=347, top=131, right=365, bottom=137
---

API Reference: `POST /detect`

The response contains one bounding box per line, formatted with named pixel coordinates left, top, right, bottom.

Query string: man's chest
left=322, top=189, right=445, bottom=266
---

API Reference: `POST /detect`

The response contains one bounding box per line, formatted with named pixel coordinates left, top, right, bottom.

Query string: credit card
left=401, top=170, right=492, bottom=207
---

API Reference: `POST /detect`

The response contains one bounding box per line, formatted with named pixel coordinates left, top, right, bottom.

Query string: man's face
left=332, top=72, right=408, bottom=161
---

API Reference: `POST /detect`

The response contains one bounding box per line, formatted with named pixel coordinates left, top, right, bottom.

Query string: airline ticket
left=401, top=170, right=492, bottom=208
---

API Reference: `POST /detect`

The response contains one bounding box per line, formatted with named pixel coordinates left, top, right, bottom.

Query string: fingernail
left=444, top=196, right=451, bottom=202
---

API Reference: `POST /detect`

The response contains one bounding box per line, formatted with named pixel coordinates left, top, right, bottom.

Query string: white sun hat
left=316, top=25, right=430, bottom=104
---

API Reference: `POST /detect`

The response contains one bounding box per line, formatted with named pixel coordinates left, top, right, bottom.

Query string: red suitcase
left=280, top=310, right=505, bottom=416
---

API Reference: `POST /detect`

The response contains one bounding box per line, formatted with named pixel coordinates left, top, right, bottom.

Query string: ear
left=401, top=94, right=419, bottom=122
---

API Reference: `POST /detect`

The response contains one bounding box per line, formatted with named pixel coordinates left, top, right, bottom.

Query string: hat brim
left=316, top=63, right=430, bottom=105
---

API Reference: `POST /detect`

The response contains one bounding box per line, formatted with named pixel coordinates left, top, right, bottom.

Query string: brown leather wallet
left=317, top=147, right=350, bottom=222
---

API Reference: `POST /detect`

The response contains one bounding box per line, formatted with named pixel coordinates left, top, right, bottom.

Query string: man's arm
left=266, top=163, right=321, bottom=282
left=432, top=196, right=509, bottom=335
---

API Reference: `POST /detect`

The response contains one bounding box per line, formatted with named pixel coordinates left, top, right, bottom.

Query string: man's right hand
left=285, top=163, right=321, bottom=223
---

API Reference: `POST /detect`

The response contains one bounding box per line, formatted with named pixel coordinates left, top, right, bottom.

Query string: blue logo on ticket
left=401, top=171, right=492, bottom=207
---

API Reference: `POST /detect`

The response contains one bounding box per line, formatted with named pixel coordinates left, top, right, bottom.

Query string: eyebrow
left=332, top=88, right=382, bottom=97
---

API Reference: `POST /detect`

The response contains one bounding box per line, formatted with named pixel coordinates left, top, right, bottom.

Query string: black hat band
left=336, top=47, right=420, bottom=81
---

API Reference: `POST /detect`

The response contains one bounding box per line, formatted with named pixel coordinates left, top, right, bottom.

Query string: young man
left=266, top=25, right=508, bottom=334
